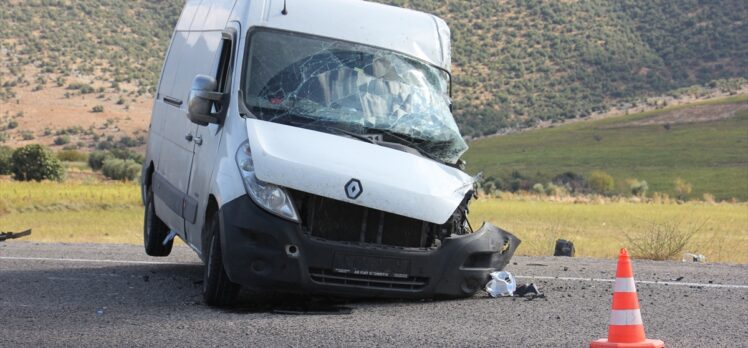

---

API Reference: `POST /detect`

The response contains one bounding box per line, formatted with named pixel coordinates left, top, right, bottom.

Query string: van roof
left=176, top=0, right=451, bottom=71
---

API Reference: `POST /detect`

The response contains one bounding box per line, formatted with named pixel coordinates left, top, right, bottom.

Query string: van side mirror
left=187, top=75, right=227, bottom=125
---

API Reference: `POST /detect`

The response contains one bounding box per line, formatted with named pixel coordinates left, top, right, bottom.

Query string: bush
left=54, top=135, right=71, bottom=145
left=7, top=120, right=18, bottom=129
left=545, top=182, right=568, bottom=196
left=57, top=150, right=88, bottom=162
left=11, top=144, right=65, bottom=181
left=532, top=183, right=545, bottom=195
left=20, top=130, right=34, bottom=140
left=588, top=170, right=614, bottom=195
left=109, top=148, right=145, bottom=164
left=101, top=158, right=141, bottom=181
left=626, top=221, right=703, bottom=260
left=0, top=145, right=13, bottom=175
left=626, top=178, right=649, bottom=197
left=88, top=150, right=113, bottom=170
left=674, top=178, right=692, bottom=200
left=552, top=172, right=587, bottom=194
left=91, top=105, right=104, bottom=113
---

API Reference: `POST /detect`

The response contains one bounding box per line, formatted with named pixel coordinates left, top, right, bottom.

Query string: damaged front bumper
left=219, top=194, right=520, bottom=298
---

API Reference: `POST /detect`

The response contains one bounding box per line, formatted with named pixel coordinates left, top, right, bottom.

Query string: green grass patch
left=465, top=96, right=748, bottom=200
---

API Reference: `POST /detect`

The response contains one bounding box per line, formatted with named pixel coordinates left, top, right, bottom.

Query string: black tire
left=144, top=187, right=173, bottom=256
left=203, top=215, right=240, bottom=306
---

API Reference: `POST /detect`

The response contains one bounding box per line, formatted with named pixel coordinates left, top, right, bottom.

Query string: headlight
left=235, top=141, right=299, bottom=222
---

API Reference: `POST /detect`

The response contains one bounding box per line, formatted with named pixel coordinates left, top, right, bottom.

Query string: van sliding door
left=185, top=24, right=239, bottom=254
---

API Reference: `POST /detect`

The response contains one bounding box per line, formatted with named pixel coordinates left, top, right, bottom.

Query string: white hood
left=246, top=119, right=473, bottom=224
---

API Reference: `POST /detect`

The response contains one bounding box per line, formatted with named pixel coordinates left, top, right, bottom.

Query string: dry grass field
left=1, top=179, right=745, bottom=263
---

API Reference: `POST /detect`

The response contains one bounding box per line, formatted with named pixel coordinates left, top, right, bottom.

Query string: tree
left=11, top=144, right=65, bottom=181
left=0, top=145, right=13, bottom=175
left=588, top=170, right=614, bottom=195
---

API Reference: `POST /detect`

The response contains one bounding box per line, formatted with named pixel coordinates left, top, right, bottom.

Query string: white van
left=142, top=0, right=519, bottom=306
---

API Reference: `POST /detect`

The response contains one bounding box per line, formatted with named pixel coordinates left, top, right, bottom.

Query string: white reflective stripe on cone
left=610, top=309, right=643, bottom=325
left=613, top=277, right=636, bottom=292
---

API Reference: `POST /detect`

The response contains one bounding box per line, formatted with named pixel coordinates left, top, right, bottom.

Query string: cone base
left=590, top=338, right=664, bottom=348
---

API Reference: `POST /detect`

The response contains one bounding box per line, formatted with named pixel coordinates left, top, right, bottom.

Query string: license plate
left=332, top=253, right=410, bottom=279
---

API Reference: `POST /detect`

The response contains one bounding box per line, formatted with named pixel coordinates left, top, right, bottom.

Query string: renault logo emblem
left=345, top=179, right=363, bottom=199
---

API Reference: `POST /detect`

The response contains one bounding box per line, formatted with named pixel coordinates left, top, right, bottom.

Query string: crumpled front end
left=219, top=189, right=521, bottom=299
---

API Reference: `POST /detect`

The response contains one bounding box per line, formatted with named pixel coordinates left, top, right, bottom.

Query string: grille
left=290, top=191, right=451, bottom=248
left=309, top=268, right=428, bottom=291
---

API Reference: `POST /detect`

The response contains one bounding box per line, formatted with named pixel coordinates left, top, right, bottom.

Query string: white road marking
left=2, top=256, right=746, bottom=289
left=0, top=256, right=199, bottom=265
left=517, top=275, right=748, bottom=289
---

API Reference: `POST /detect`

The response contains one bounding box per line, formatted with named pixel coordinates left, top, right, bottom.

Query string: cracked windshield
left=242, top=29, right=468, bottom=164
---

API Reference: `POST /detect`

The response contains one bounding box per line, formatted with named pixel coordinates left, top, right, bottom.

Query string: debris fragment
left=554, top=239, right=575, bottom=257
left=682, top=253, right=706, bottom=263
left=515, top=283, right=543, bottom=298
left=0, top=229, right=32, bottom=242
left=485, top=271, right=516, bottom=297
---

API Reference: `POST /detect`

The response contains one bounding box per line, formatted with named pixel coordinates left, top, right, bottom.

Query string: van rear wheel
left=203, top=216, right=240, bottom=306
left=144, top=188, right=173, bottom=256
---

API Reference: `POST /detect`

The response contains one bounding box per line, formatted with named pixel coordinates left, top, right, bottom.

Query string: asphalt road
left=1, top=242, right=746, bottom=347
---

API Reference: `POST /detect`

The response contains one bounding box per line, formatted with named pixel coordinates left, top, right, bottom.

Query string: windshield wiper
left=373, top=129, right=444, bottom=164
left=319, top=125, right=377, bottom=144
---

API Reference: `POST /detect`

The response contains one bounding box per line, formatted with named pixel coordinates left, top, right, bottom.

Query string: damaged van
left=142, top=0, right=519, bottom=306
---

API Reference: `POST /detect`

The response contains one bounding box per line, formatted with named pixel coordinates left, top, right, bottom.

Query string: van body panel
left=246, top=118, right=473, bottom=225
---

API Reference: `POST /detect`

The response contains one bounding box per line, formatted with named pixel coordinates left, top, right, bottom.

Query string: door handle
left=185, top=133, right=193, bottom=142
left=194, top=135, right=203, bottom=145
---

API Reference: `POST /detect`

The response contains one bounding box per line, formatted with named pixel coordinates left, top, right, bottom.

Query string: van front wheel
left=203, top=216, right=240, bottom=306
left=144, top=188, right=173, bottom=256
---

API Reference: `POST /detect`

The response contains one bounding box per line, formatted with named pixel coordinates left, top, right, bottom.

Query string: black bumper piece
left=219, top=195, right=520, bottom=299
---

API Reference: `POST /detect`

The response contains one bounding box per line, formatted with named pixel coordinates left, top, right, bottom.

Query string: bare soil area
left=604, top=103, right=748, bottom=128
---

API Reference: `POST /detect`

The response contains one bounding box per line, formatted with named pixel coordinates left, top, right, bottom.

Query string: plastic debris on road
left=682, top=253, right=706, bottom=263
left=485, top=271, right=516, bottom=297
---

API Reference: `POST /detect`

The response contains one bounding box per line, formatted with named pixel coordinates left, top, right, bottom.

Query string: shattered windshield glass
left=242, top=29, right=468, bottom=164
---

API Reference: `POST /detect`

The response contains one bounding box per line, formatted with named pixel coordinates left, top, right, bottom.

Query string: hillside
left=1, top=0, right=747, bottom=144
left=463, top=96, right=748, bottom=201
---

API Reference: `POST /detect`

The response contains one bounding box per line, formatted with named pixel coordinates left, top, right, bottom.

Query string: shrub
left=532, top=183, right=545, bottom=195
left=11, top=144, right=65, bottom=181
left=91, top=105, right=104, bottom=113
left=552, top=172, right=587, bottom=194
left=88, top=150, right=113, bottom=170
left=674, top=178, right=692, bottom=200
left=109, top=148, right=145, bottom=164
left=20, top=131, right=34, bottom=140
left=0, top=145, right=13, bottom=175
left=545, top=182, right=568, bottom=196
left=7, top=120, right=18, bottom=129
left=702, top=193, right=716, bottom=204
left=117, top=136, right=139, bottom=147
left=57, top=150, right=88, bottom=162
left=626, top=221, right=703, bottom=261
left=626, top=178, right=649, bottom=197
left=54, top=135, right=71, bottom=145
left=101, top=158, right=141, bottom=181
left=588, top=170, right=614, bottom=195
left=481, top=181, right=497, bottom=196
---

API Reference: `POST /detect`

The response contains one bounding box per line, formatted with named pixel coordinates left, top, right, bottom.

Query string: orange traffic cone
left=590, top=249, right=665, bottom=348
